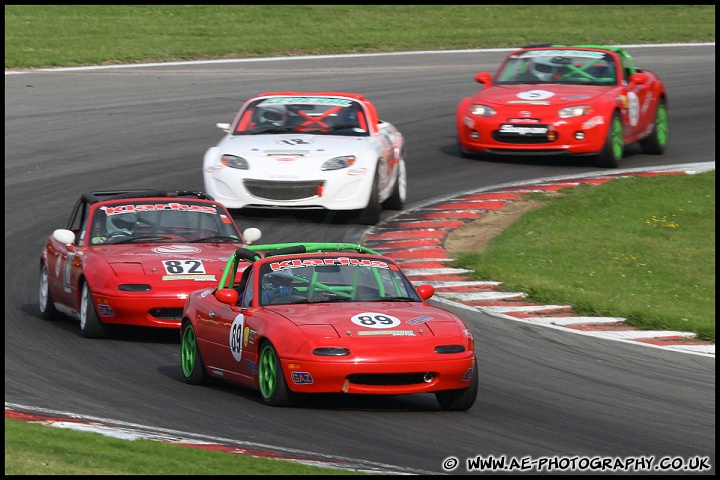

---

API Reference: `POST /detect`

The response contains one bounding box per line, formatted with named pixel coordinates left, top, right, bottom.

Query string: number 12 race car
left=38, top=189, right=261, bottom=338
left=202, top=92, right=407, bottom=224
left=180, top=243, right=478, bottom=410
left=456, top=44, right=669, bottom=167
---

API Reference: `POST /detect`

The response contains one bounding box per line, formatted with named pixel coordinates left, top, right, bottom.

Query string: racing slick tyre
left=457, top=139, right=473, bottom=159
left=457, top=139, right=484, bottom=160
left=435, top=359, right=478, bottom=411
left=38, top=264, right=60, bottom=321
left=382, top=158, right=407, bottom=211
left=595, top=111, right=624, bottom=168
left=181, top=322, right=212, bottom=385
left=640, top=99, right=669, bottom=155
left=258, top=341, right=298, bottom=407
left=353, top=166, right=381, bottom=225
left=79, top=281, right=110, bottom=339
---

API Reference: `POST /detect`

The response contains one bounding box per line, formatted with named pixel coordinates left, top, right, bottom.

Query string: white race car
left=203, top=92, right=407, bottom=224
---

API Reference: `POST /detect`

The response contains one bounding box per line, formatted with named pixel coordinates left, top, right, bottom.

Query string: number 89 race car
left=180, top=242, right=478, bottom=410
left=456, top=44, right=669, bottom=167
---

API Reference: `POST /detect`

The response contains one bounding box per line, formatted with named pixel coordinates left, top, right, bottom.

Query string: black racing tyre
left=79, top=281, right=110, bottom=339
left=38, top=264, right=60, bottom=320
left=181, top=322, right=211, bottom=385
left=640, top=99, right=669, bottom=155
left=353, top=166, right=381, bottom=225
left=435, top=359, right=479, bottom=411
left=257, top=341, right=297, bottom=407
left=382, top=158, right=406, bottom=211
left=594, top=111, right=624, bottom=168
left=457, top=139, right=482, bottom=160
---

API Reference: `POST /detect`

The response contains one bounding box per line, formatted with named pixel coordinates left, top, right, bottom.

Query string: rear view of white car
left=203, top=92, right=406, bottom=224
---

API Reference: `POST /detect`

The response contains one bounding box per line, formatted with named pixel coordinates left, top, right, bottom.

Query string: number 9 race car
left=180, top=242, right=478, bottom=410
left=202, top=91, right=407, bottom=224
left=456, top=44, right=669, bottom=167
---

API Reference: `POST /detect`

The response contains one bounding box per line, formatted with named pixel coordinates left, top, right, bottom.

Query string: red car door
left=197, top=269, right=259, bottom=385
left=45, top=237, right=79, bottom=312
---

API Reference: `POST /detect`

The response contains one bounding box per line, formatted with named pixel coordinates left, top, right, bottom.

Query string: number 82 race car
left=38, top=189, right=261, bottom=338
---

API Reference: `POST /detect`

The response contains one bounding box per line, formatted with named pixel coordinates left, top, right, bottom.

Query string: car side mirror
left=416, top=284, right=435, bottom=301
left=242, top=227, right=262, bottom=245
left=216, top=288, right=239, bottom=306
left=216, top=122, right=231, bottom=133
left=629, top=72, right=648, bottom=86
left=475, top=72, right=493, bottom=87
left=52, top=229, right=76, bottom=246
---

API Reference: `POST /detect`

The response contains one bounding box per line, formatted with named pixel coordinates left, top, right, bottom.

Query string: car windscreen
left=233, top=97, right=370, bottom=136
left=496, top=49, right=618, bottom=86
left=257, top=256, right=421, bottom=305
left=87, top=200, right=241, bottom=245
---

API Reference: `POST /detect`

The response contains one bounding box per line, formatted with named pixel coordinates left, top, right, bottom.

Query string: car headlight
left=470, top=104, right=496, bottom=117
left=558, top=106, right=593, bottom=118
left=321, top=155, right=356, bottom=171
left=221, top=155, right=249, bottom=169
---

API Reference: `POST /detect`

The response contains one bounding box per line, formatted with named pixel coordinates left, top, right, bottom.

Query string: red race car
left=180, top=243, right=478, bottom=410
left=456, top=44, right=669, bottom=167
left=38, top=189, right=262, bottom=338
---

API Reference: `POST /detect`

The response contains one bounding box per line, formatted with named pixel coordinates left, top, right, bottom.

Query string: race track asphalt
left=6, top=162, right=714, bottom=475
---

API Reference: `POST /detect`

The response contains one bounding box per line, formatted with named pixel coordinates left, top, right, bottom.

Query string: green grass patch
left=453, top=172, right=715, bottom=341
left=4, top=418, right=368, bottom=475
left=5, top=5, right=715, bottom=69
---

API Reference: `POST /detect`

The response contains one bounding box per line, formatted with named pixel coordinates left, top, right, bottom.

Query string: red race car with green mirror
left=456, top=44, right=669, bottom=167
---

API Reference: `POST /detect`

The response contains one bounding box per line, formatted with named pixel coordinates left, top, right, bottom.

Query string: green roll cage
left=217, top=243, right=411, bottom=301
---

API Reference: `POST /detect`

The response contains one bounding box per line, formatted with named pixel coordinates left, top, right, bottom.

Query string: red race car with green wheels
left=38, top=189, right=261, bottom=338
left=456, top=44, right=669, bottom=167
left=180, top=242, right=478, bottom=410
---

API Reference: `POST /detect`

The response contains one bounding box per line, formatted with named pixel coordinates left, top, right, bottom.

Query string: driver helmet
left=106, top=211, right=138, bottom=236
left=531, top=57, right=563, bottom=81
left=258, top=104, right=288, bottom=126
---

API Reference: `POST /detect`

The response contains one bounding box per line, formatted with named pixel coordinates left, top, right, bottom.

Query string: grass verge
left=452, top=171, right=715, bottom=341
left=4, top=5, right=715, bottom=69
left=4, top=418, right=367, bottom=475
